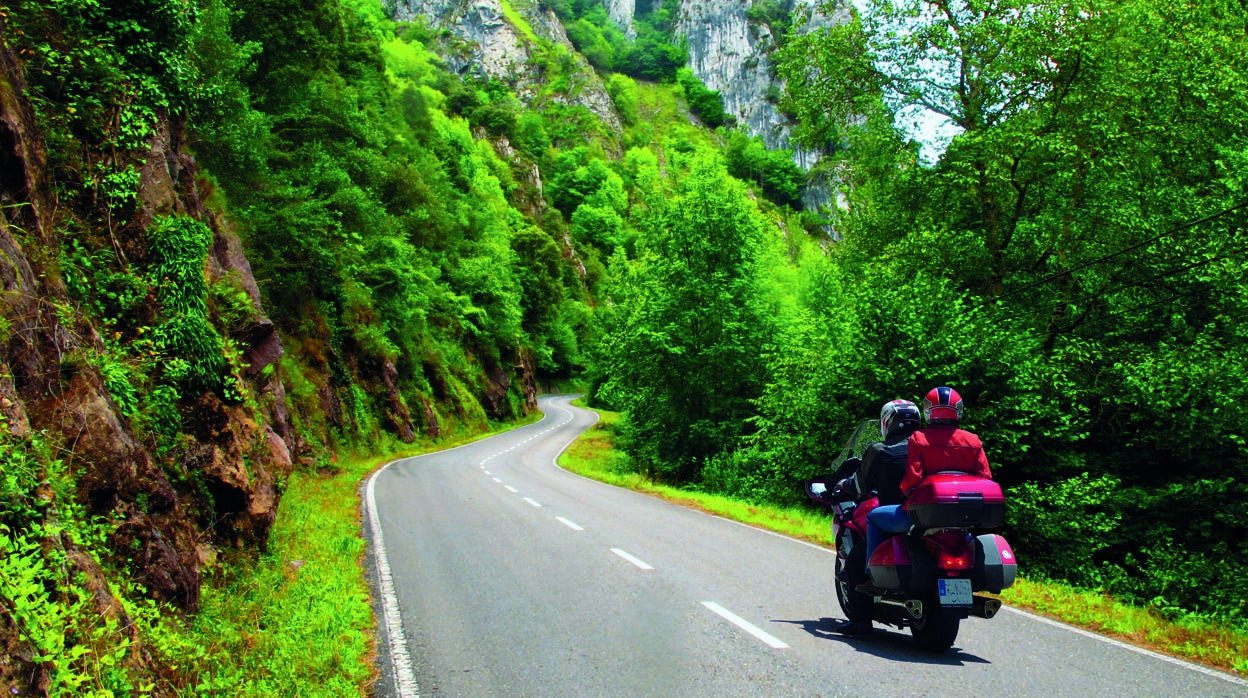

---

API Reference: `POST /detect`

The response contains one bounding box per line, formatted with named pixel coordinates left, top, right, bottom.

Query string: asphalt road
left=365, top=395, right=1247, bottom=697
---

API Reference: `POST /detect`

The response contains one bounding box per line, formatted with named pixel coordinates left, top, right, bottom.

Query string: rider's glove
left=836, top=476, right=859, bottom=499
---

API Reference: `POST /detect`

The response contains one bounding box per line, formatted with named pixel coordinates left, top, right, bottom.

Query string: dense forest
left=1, top=0, right=1245, bottom=692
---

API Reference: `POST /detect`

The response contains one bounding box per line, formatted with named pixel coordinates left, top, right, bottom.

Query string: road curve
left=364, top=395, right=1247, bottom=697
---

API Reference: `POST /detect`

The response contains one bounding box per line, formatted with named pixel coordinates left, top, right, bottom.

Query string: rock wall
left=0, top=37, right=294, bottom=617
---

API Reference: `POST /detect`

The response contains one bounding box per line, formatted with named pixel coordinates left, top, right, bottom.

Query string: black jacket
left=854, top=434, right=911, bottom=506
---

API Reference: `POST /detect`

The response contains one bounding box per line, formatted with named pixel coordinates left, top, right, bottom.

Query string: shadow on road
left=773, top=617, right=992, bottom=666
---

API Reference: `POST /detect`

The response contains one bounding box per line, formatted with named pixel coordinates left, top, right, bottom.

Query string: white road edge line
left=365, top=469, right=420, bottom=698
left=1000, top=606, right=1248, bottom=687
left=702, top=601, right=789, bottom=650
left=610, top=547, right=655, bottom=570
left=356, top=397, right=574, bottom=698
left=556, top=516, right=584, bottom=531
left=523, top=497, right=542, bottom=507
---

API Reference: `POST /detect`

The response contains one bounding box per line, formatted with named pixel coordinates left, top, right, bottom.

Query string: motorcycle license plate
left=938, top=579, right=973, bottom=607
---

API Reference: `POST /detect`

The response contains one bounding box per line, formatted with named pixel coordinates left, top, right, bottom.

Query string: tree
left=778, top=0, right=1248, bottom=618
left=597, top=156, right=775, bottom=483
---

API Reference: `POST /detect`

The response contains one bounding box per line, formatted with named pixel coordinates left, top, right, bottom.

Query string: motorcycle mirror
left=806, top=480, right=830, bottom=502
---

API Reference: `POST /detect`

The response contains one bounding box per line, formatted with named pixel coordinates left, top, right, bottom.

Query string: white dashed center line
left=701, top=602, right=789, bottom=649
left=556, top=516, right=584, bottom=531
left=610, top=548, right=654, bottom=570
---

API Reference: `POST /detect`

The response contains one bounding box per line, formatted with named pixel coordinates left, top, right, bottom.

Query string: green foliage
left=675, top=67, right=728, bottom=128
left=61, top=236, right=152, bottom=329
left=571, top=203, right=625, bottom=250
left=723, top=130, right=805, bottom=206
left=597, top=155, right=777, bottom=483
left=552, top=0, right=686, bottom=81
left=0, top=429, right=174, bottom=696
left=94, top=352, right=141, bottom=418
left=147, top=216, right=229, bottom=392
left=0, top=435, right=45, bottom=532
left=746, top=0, right=792, bottom=46
left=1007, top=473, right=1123, bottom=588
left=513, top=111, right=553, bottom=158
left=0, top=525, right=93, bottom=695
left=546, top=149, right=622, bottom=216
left=766, top=0, right=1248, bottom=625
left=564, top=6, right=626, bottom=72
left=776, top=14, right=879, bottom=151
left=605, top=74, right=641, bottom=126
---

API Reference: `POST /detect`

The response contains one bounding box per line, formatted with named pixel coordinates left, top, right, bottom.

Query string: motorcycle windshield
left=830, top=419, right=884, bottom=479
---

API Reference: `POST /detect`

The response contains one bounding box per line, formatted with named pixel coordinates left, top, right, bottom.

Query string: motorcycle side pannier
left=972, top=534, right=1017, bottom=592
left=907, top=473, right=1005, bottom=529
left=867, top=536, right=936, bottom=593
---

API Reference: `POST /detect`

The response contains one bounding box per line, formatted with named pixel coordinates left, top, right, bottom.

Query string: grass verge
left=560, top=401, right=1248, bottom=679
left=179, top=414, right=540, bottom=696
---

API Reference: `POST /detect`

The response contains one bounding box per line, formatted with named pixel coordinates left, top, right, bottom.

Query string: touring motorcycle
left=806, top=420, right=1017, bottom=652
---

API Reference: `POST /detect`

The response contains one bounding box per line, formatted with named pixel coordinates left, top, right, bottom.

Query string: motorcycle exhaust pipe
left=877, top=597, right=925, bottom=621
left=972, top=596, right=1002, bottom=619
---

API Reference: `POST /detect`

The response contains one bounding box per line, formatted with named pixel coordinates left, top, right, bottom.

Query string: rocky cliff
left=389, top=0, right=622, bottom=132
left=678, top=0, right=846, bottom=160
left=388, top=0, right=847, bottom=210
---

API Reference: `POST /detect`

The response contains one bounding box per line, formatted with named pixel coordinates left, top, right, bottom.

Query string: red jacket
left=901, top=425, right=992, bottom=496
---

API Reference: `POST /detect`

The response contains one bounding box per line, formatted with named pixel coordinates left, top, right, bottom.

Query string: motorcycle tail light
left=928, top=537, right=974, bottom=570
left=939, top=548, right=973, bottom=570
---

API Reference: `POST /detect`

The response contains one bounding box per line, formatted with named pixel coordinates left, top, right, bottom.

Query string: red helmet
left=880, top=399, right=921, bottom=439
left=922, top=386, right=964, bottom=424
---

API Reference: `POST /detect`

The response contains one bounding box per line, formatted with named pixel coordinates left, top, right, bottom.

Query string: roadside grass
left=181, top=414, right=541, bottom=696
left=561, top=401, right=1248, bottom=679
left=182, top=468, right=374, bottom=696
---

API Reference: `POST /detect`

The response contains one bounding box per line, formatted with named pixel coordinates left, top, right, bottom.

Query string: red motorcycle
left=806, top=421, right=1017, bottom=652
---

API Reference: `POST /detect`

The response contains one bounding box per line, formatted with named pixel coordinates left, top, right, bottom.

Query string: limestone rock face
left=602, top=0, right=638, bottom=37
left=389, top=0, right=622, bottom=132
left=678, top=0, right=849, bottom=167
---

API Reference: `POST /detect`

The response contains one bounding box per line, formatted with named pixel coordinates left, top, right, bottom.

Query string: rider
left=900, top=386, right=992, bottom=496
left=858, top=387, right=992, bottom=594
left=832, top=399, right=921, bottom=635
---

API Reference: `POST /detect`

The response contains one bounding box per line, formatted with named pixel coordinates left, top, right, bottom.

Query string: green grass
left=499, top=0, right=539, bottom=45
left=560, top=400, right=1248, bottom=679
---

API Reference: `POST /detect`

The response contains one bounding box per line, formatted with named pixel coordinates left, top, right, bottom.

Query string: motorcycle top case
left=906, top=473, right=1005, bottom=529
left=972, top=534, right=1017, bottom=592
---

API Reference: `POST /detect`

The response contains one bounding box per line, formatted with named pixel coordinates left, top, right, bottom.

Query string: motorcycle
left=806, top=420, right=1018, bottom=652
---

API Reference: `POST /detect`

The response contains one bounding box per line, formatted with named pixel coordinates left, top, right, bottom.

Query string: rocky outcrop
left=608, top=0, right=638, bottom=37
left=389, top=0, right=622, bottom=132
left=678, top=0, right=847, bottom=164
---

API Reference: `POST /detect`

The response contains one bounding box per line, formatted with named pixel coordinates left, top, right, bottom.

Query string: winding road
left=364, top=395, right=1246, bottom=697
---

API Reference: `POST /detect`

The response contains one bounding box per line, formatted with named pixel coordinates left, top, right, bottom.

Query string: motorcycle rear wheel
left=910, top=593, right=961, bottom=652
